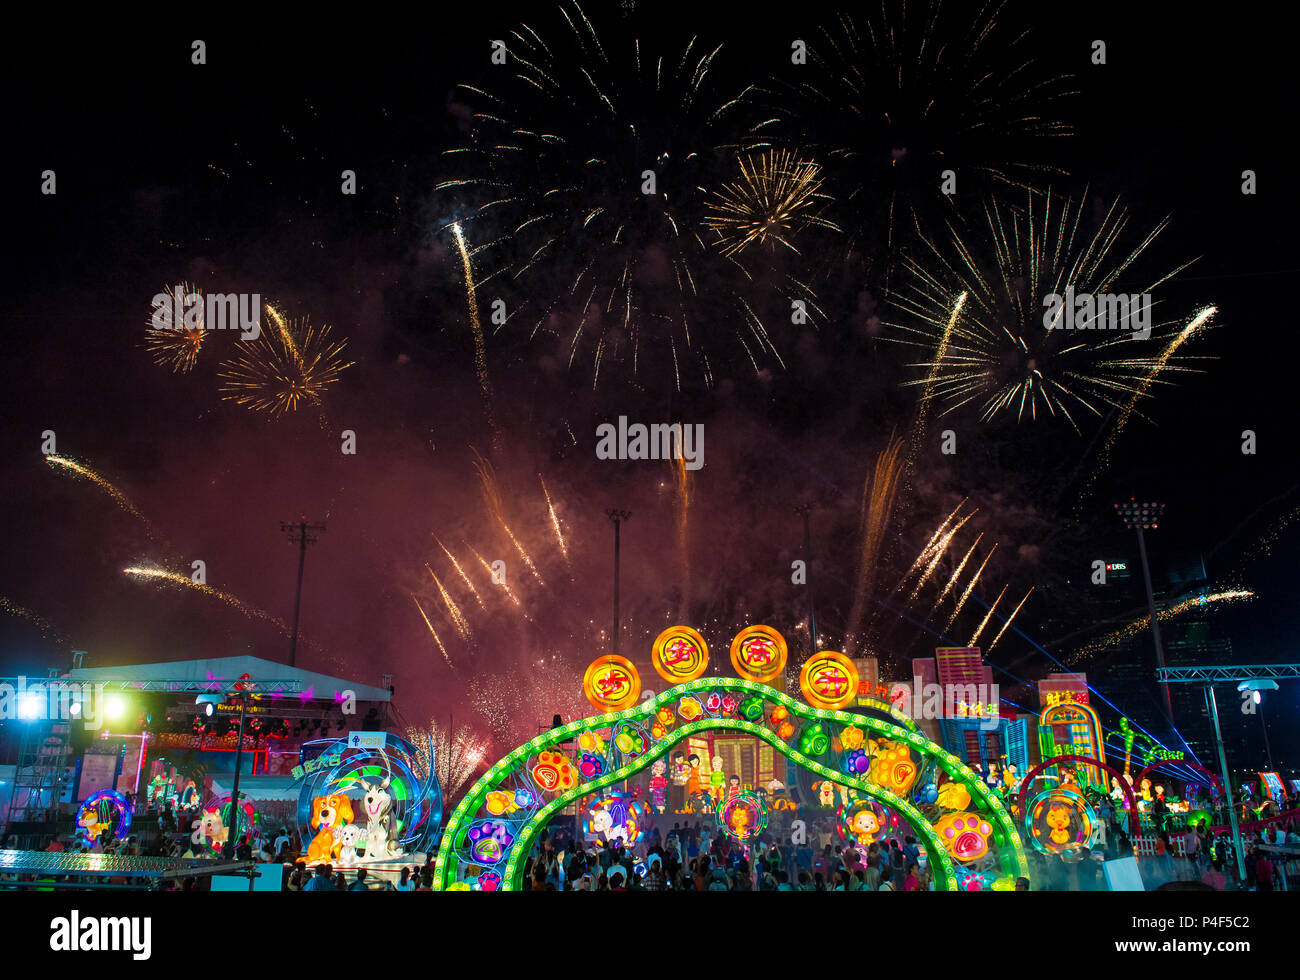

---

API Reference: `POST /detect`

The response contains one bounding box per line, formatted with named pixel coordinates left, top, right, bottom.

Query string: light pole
left=1202, top=683, right=1246, bottom=883
left=224, top=690, right=249, bottom=860
left=281, top=518, right=326, bottom=668
left=1115, top=500, right=1171, bottom=723
left=605, top=510, right=631, bottom=656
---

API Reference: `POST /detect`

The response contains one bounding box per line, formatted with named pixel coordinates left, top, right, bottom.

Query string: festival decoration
left=729, top=625, right=788, bottom=683
left=840, top=724, right=865, bottom=750
left=582, top=654, right=641, bottom=711
left=196, top=795, right=259, bottom=855
left=934, top=812, right=994, bottom=862
left=531, top=750, right=577, bottom=793
left=579, top=752, right=607, bottom=780
left=841, top=799, right=885, bottom=847
left=738, top=695, right=765, bottom=721
left=612, top=721, right=649, bottom=758
left=467, top=820, right=515, bottom=864
left=799, top=722, right=830, bottom=756
left=485, top=791, right=520, bottom=816
left=584, top=793, right=647, bottom=847
left=650, top=625, right=709, bottom=683
left=936, top=781, right=972, bottom=811
left=294, top=734, right=442, bottom=865
left=869, top=740, right=919, bottom=796
left=1027, top=786, right=1100, bottom=857
left=75, top=789, right=133, bottom=846
left=649, top=759, right=669, bottom=813
left=432, top=653, right=1028, bottom=892
left=718, top=790, right=769, bottom=842
left=843, top=748, right=871, bottom=776
left=799, top=651, right=859, bottom=710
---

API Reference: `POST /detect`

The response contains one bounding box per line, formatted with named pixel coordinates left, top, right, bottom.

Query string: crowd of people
left=519, top=820, right=965, bottom=892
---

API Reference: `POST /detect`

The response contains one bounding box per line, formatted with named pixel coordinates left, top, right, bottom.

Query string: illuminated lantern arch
left=1037, top=701, right=1107, bottom=790
left=1016, top=753, right=1139, bottom=826
left=433, top=677, right=1027, bottom=892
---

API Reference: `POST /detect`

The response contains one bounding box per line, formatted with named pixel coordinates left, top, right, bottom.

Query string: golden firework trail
left=943, top=543, right=998, bottom=631
left=896, top=499, right=970, bottom=591
left=464, top=540, right=524, bottom=609
left=846, top=435, right=906, bottom=650
left=891, top=193, right=1207, bottom=433
left=265, top=303, right=299, bottom=363
left=908, top=291, right=967, bottom=466
left=145, top=282, right=206, bottom=373
left=703, top=149, right=840, bottom=256
left=425, top=563, right=471, bottom=640
left=1, top=596, right=65, bottom=644
left=123, top=566, right=288, bottom=632
left=435, top=536, right=486, bottom=608
left=452, top=222, right=497, bottom=436
left=472, top=449, right=543, bottom=585
left=218, top=305, right=353, bottom=417
left=538, top=475, right=569, bottom=563
left=968, top=583, right=1009, bottom=646
left=671, top=451, right=692, bottom=607
left=1077, top=305, right=1217, bottom=508
left=46, top=455, right=150, bottom=526
left=985, top=587, right=1035, bottom=653
left=411, top=595, right=453, bottom=668
left=906, top=511, right=977, bottom=603
left=930, top=533, right=984, bottom=614
left=1070, top=588, right=1253, bottom=663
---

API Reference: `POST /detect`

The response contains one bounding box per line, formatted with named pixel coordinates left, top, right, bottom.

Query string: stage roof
left=67, top=655, right=392, bottom=703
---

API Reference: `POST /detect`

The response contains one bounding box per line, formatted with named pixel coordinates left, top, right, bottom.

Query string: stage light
left=105, top=695, right=127, bottom=721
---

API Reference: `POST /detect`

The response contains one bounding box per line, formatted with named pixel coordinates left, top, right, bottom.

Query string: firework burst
left=769, top=0, right=1076, bottom=253
left=145, top=283, right=206, bottom=372
left=218, top=305, right=353, bottom=417
left=406, top=719, right=489, bottom=800
left=438, top=1, right=821, bottom=390
left=703, top=148, right=840, bottom=256
left=890, top=192, right=1210, bottom=432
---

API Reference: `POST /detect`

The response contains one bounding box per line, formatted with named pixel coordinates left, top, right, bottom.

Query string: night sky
left=3, top=2, right=1297, bottom=765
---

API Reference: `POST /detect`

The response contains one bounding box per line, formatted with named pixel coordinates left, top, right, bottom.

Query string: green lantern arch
left=434, top=677, right=1028, bottom=890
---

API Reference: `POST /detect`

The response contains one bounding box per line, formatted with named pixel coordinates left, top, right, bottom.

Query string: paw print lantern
left=933, top=812, right=993, bottom=863
left=532, top=750, right=577, bottom=793
left=868, top=740, right=918, bottom=796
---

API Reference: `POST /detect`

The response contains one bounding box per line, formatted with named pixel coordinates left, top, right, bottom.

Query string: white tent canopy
left=68, top=654, right=392, bottom=703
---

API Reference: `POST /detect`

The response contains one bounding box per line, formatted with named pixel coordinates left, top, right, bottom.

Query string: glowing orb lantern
left=799, top=652, right=859, bottom=711
left=651, top=626, right=709, bottom=683
left=729, top=625, right=788, bottom=683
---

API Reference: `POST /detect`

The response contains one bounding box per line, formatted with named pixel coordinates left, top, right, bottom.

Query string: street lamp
left=1237, top=679, right=1279, bottom=772
left=196, top=691, right=250, bottom=860
left=1115, top=499, right=1172, bottom=723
